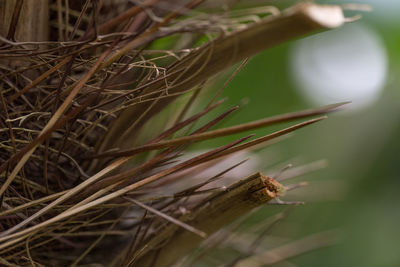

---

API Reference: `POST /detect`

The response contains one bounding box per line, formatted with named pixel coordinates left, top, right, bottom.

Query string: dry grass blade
left=0, top=157, right=129, bottom=238
left=0, top=135, right=252, bottom=246
left=235, top=231, right=340, bottom=267
left=0, top=191, right=65, bottom=217
left=195, top=116, right=327, bottom=166
left=147, top=98, right=226, bottom=145
left=91, top=103, right=345, bottom=159
left=174, top=160, right=248, bottom=198
left=8, top=57, right=71, bottom=101
left=93, top=0, right=158, bottom=37
left=80, top=101, right=237, bottom=197
left=223, top=211, right=289, bottom=267
left=125, top=197, right=207, bottom=238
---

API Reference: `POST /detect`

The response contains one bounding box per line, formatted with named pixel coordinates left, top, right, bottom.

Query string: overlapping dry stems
left=0, top=1, right=358, bottom=265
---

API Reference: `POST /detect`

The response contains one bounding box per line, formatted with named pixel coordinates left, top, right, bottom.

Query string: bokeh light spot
left=290, top=23, right=387, bottom=110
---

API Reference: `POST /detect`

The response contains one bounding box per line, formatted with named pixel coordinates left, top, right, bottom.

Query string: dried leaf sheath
left=132, top=173, right=284, bottom=267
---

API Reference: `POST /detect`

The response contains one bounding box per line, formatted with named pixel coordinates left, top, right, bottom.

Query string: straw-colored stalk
left=133, top=173, right=284, bottom=267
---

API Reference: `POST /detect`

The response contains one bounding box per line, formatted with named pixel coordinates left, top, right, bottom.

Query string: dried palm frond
left=0, top=1, right=360, bottom=266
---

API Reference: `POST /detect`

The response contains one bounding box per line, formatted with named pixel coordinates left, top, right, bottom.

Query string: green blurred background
left=195, top=1, right=400, bottom=266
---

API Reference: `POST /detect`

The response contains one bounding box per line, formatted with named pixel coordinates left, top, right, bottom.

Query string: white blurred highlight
left=290, top=23, right=387, bottom=110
